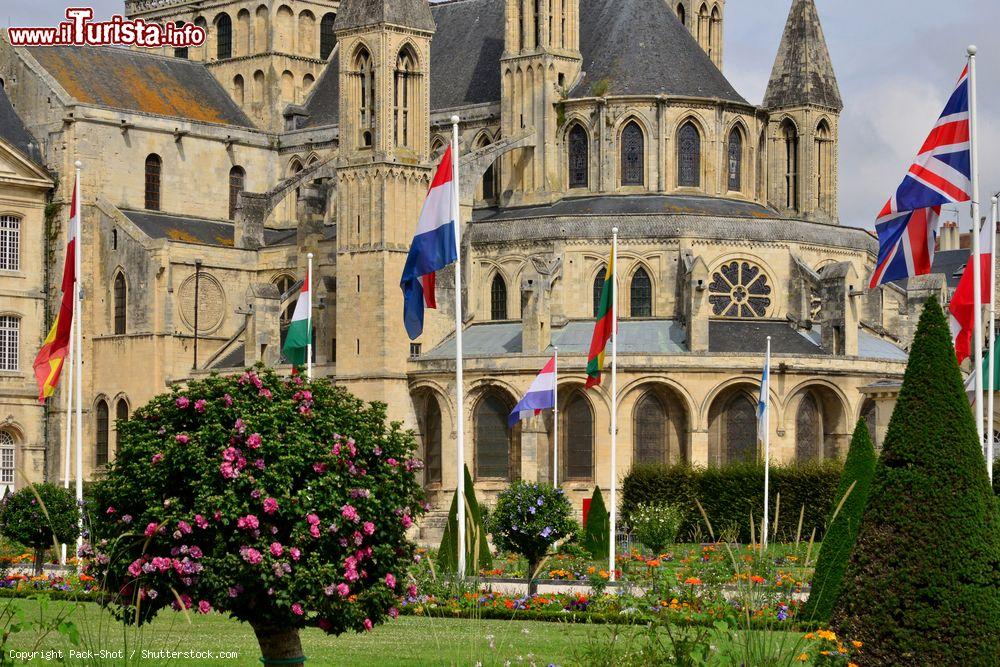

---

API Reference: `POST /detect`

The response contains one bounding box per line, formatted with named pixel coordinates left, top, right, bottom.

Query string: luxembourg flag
left=401, top=146, right=459, bottom=340
left=950, top=217, right=993, bottom=364
left=508, top=356, right=557, bottom=427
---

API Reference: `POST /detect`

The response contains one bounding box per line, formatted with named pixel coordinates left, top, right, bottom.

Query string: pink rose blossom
left=194, top=514, right=208, bottom=529
left=385, top=573, right=396, bottom=589
left=189, top=546, right=203, bottom=558
left=234, top=418, right=246, bottom=434
left=290, top=547, right=301, bottom=561
left=220, top=462, right=239, bottom=479
left=312, top=462, right=327, bottom=474
left=246, top=433, right=262, bottom=449
left=407, top=584, right=418, bottom=598
left=236, top=515, right=259, bottom=531
left=240, top=547, right=263, bottom=565
left=222, top=393, right=233, bottom=407
left=144, top=522, right=159, bottom=537
left=389, top=607, right=399, bottom=619
left=122, top=514, right=133, bottom=524
left=387, top=458, right=399, bottom=467
left=331, top=443, right=341, bottom=456
left=307, top=513, right=320, bottom=525
left=198, top=600, right=211, bottom=614
left=341, top=505, right=359, bottom=523
left=263, top=498, right=278, bottom=515
left=127, top=559, right=143, bottom=577
left=363, top=618, right=373, bottom=631
left=151, top=453, right=164, bottom=465
left=106, top=506, right=116, bottom=515
left=175, top=434, right=190, bottom=445
left=401, top=514, right=413, bottom=529
left=175, top=396, right=190, bottom=409
left=177, top=521, right=192, bottom=535
left=269, top=542, right=283, bottom=557
left=362, top=521, right=375, bottom=536
left=194, top=399, right=207, bottom=413
left=310, top=524, right=321, bottom=539
left=254, top=459, right=265, bottom=470
left=291, top=603, right=304, bottom=616
left=337, top=583, right=350, bottom=597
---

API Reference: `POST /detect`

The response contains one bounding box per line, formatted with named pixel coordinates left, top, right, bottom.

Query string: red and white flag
left=950, top=219, right=993, bottom=364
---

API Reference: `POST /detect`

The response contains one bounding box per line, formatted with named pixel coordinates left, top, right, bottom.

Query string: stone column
left=244, top=283, right=282, bottom=366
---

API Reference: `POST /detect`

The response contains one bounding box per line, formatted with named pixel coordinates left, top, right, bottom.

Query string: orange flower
left=817, top=629, right=837, bottom=641
left=797, top=654, right=808, bottom=662
left=684, top=577, right=702, bottom=586
left=852, top=640, right=863, bottom=648
left=647, top=559, right=661, bottom=568
left=750, top=575, right=766, bottom=584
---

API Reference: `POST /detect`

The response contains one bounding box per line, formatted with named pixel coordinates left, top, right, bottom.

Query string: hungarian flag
left=33, top=174, right=79, bottom=402
left=949, top=218, right=992, bottom=364
left=282, top=275, right=310, bottom=366
left=585, top=246, right=615, bottom=388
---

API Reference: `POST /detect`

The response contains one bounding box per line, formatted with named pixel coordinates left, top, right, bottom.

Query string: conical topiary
left=830, top=298, right=1000, bottom=663
left=436, top=465, right=492, bottom=575
left=800, top=418, right=876, bottom=622
left=582, top=486, right=609, bottom=560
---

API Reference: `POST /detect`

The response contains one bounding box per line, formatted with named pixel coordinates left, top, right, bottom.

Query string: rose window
left=708, top=261, right=772, bottom=318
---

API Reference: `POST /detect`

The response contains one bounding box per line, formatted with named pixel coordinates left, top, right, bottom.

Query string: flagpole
left=968, top=46, right=984, bottom=451
left=762, top=336, right=771, bottom=551
left=306, top=252, right=313, bottom=381
left=60, top=315, right=74, bottom=565
left=553, top=346, right=559, bottom=487
left=608, top=228, right=618, bottom=582
left=450, top=115, right=467, bottom=579
left=988, top=194, right=998, bottom=483
left=73, top=161, right=83, bottom=571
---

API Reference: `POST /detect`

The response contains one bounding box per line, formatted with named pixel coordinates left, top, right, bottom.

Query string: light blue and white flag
left=757, top=350, right=770, bottom=445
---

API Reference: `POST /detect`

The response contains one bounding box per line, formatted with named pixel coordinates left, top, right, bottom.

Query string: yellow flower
left=797, top=653, right=808, bottom=662
left=804, top=632, right=815, bottom=640
left=817, top=629, right=837, bottom=641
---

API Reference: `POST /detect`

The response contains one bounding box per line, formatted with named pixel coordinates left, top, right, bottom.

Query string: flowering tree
left=84, top=368, right=426, bottom=665
left=486, top=481, right=577, bottom=594
left=0, top=483, right=79, bottom=575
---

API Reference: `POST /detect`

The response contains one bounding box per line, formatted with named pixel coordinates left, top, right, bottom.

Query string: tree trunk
left=33, top=547, right=44, bottom=576
left=251, top=622, right=304, bottom=667
left=527, top=557, right=539, bottom=596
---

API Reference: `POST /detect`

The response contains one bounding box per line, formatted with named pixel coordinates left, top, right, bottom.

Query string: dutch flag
left=401, top=146, right=459, bottom=340
left=508, top=356, right=557, bottom=427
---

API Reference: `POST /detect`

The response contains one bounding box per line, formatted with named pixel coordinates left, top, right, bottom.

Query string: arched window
left=253, top=70, right=265, bottom=104
left=216, top=13, right=232, bottom=59
left=621, top=121, right=644, bottom=186
left=630, top=267, right=652, bottom=317
left=476, top=134, right=496, bottom=201
left=174, top=21, right=188, bottom=58
left=281, top=70, right=294, bottom=103
left=676, top=3, right=686, bottom=26
left=708, top=261, right=772, bottom=318
left=490, top=274, right=508, bottom=321
left=563, top=391, right=593, bottom=480
left=677, top=121, right=701, bottom=187
left=255, top=6, right=269, bottom=53
left=355, top=47, right=375, bottom=147
left=709, top=6, right=721, bottom=59
left=320, top=13, right=337, bottom=60
left=144, top=154, right=161, bottom=210
left=394, top=46, right=417, bottom=148
left=0, top=315, right=19, bottom=371
left=431, top=137, right=446, bottom=160
left=95, top=399, right=110, bottom=467
left=727, top=127, right=743, bottom=192
left=795, top=393, right=821, bottom=462
left=475, top=393, right=512, bottom=479
left=756, top=130, right=767, bottom=201
left=115, top=399, right=129, bottom=455
left=233, top=75, right=245, bottom=106
left=229, top=166, right=245, bottom=221
left=782, top=119, right=799, bottom=210
left=298, top=10, right=315, bottom=57
left=697, top=3, right=709, bottom=49
left=0, top=431, right=14, bottom=492
left=422, top=397, right=442, bottom=484
left=725, top=393, right=756, bottom=464
left=274, top=274, right=295, bottom=323
left=593, top=266, right=606, bottom=317
left=815, top=120, right=832, bottom=213
left=0, top=215, right=20, bottom=271
left=568, top=124, right=588, bottom=188
left=113, top=272, right=127, bottom=335
left=634, top=392, right=667, bottom=464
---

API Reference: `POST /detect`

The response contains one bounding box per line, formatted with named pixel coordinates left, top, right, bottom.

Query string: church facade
left=0, top=0, right=946, bottom=534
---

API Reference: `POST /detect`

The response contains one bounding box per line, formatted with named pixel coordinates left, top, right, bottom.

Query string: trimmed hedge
left=582, top=487, right=609, bottom=560
left=622, top=462, right=842, bottom=544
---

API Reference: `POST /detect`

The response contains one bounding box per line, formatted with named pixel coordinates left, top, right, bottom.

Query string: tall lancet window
left=677, top=122, right=701, bottom=187
left=727, top=127, right=743, bottom=192
left=621, top=121, right=644, bottom=186
left=815, top=120, right=832, bottom=213
left=394, top=46, right=417, bottom=148
left=568, top=124, right=589, bottom=188
left=355, top=47, right=375, bottom=147
left=782, top=120, right=799, bottom=210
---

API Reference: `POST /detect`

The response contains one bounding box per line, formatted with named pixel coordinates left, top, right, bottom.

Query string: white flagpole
left=450, top=115, right=467, bottom=579
left=73, top=161, right=84, bottom=570
left=988, top=194, right=998, bottom=483
left=306, top=252, right=313, bottom=381
left=608, top=228, right=618, bottom=582
left=968, top=46, right=984, bottom=451
left=553, top=346, right=559, bottom=487
left=762, top=336, right=771, bottom=550
left=60, top=315, right=74, bottom=565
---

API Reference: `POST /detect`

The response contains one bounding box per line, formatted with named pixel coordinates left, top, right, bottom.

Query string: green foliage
left=85, top=367, right=426, bottom=637
left=622, top=462, right=841, bottom=543
left=0, top=484, right=79, bottom=574
left=436, top=465, right=492, bottom=576
left=831, top=298, right=1000, bottom=664
left=582, top=487, right=609, bottom=561
left=800, top=419, right=876, bottom=623
left=630, top=502, right=684, bottom=555
left=590, top=78, right=610, bottom=97
left=486, top=481, right=577, bottom=577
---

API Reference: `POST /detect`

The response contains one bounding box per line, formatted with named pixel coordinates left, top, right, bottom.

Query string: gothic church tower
left=333, top=0, right=435, bottom=421
left=764, top=0, right=842, bottom=223
left=500, top=0, right=583, bottom=206
left=672, top=1, right=725, bottom=69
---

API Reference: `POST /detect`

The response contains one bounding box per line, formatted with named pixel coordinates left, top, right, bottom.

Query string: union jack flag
left=869, top=65, right=971, bottom=288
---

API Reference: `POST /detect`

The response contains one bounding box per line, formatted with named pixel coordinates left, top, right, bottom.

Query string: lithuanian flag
left=585, top=245, right=615, bottom=388
left=33, top=174, right=79, bottom=402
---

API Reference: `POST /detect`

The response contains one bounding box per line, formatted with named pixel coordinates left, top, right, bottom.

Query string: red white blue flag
left=401, top=146, right=458, bottom=340
left=869, top=65, right=972, bottom=288
left=508, top=356, right=556, bottom=427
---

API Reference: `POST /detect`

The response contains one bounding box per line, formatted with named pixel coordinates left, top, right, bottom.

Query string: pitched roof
left=121, top=209, right=315, bottom=247
left=336, top=0, right=436, bottom=33
left=28, top=46, right=254, bottom=127
left=0, top=86, right=43, bottom=164
left=474, top=194, right=777, bottom=222
left=763, top=0, right=842, bottom=110
left=572, top=0, right=746, bottom=102
left=427, top=0, right=505, bottom=109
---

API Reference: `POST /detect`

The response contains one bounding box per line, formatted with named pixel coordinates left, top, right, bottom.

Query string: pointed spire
left=335, top=0, right=435, bottom=33
left=764, top=0, right=842, bottom=111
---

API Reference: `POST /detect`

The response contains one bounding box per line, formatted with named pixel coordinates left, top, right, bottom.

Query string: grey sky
left=5, top=0, right=998, bottom=231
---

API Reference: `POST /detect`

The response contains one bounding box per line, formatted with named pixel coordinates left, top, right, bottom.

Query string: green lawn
left=6, top=598, right=595, bottom=666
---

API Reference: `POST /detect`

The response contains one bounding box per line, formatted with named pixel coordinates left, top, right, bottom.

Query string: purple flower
left=234, top=418, right=246, bottom=434
left=122, top=514, right=133, bottom=524
left=540, top=526, right=553, bottom=539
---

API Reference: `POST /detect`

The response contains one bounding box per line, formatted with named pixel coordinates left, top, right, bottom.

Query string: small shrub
left=630, top=502, right=683, bottom=554
left=486, top=481, right=577, bottom=594
left=436, top=465, right=492, bottom=576
left=582, top=487, right=609, bottom=560
left=0, top=484, right=79, bottom=575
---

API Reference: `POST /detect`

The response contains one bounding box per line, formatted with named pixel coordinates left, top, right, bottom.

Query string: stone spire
left=335, top=0, right=435, bottom=33
left=764, top=0, right=842, bottom=111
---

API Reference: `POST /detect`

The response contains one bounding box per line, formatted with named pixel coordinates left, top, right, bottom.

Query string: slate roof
left=120, top=209, right=323, bottom=247
left=28, top=46, right=254, bottom=127
left=337, top=0, right=436, bottom=32
left=890, top=248, right=968, bottom=290
left=0, top=86, right=43, bottom=164
left=798, top=326, right=908, bottom=361
left=474, top=194, right=777, bottom=222
left=763, top=0, right=841, bottom=110
left=304, top=0, right=745, bottom=126
left=709, top=320, right=822, bottom=355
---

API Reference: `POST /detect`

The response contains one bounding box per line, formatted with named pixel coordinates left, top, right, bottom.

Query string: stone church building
left=0, top=0, right=952, bottom=524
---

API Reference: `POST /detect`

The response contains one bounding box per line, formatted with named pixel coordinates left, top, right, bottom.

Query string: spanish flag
left=33, top=174, right=78, bottom=402
left=585, top=244, right=615, bottom=388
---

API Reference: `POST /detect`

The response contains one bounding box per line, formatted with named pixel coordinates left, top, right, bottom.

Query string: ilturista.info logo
left=6, top=8, right=206, bottom=48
